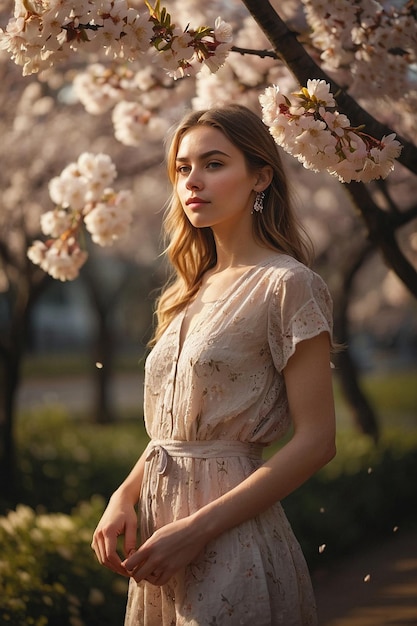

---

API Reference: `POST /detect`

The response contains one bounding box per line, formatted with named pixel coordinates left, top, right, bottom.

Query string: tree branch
left=345, top=181, right=417, bottom=299
left=391, top=202, right=417, bottom=228
left=231, top=45, right=278, bottom=59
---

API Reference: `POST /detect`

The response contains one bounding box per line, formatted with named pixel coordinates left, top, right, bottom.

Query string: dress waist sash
left=145, top=439, right=264, bottom=476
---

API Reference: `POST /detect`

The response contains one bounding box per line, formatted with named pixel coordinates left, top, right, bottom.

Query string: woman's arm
left=91, top=449, right=147, bottom=576
left=125, top=332, right=336, bottom=584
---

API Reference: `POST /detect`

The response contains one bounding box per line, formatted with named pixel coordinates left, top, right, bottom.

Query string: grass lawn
left=332, top=368, right=417, bottom=432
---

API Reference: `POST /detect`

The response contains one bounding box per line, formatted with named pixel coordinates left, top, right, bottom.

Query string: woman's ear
left=254, top=166, right=273, bottom=192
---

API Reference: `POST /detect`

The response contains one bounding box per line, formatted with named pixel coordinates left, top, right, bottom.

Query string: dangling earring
left=252, top=191, right=265, bottom=214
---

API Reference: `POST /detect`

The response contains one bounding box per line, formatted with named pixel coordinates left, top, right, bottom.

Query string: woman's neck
left=211, top=219, right=271, bottom=270
left=212, top=235, right=274, bottom=271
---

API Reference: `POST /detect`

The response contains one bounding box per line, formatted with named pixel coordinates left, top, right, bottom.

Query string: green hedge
left=284, top=429, right=417, bottom=567
left=1, top=408, right=416, bottom=624
left=0, top=498, right=128, bottom=626
left=5, top=407, right=149, bottom=515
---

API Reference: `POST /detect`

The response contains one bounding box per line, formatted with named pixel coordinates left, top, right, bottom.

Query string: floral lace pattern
left=125, top=255, right=332, bottom=626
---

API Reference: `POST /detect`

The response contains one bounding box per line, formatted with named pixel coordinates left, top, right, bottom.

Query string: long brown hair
left=152, top=104, right=312, bottom=343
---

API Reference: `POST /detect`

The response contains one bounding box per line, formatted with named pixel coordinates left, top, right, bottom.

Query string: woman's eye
left=176, top=161, right=222, bottom=175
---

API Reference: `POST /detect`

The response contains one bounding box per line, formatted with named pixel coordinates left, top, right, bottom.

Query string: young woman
left=91, top=104, right=336, bottom=626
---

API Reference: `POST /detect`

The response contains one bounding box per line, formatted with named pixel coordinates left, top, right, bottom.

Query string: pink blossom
left=84, top=190, right=133, bottom=246
left=203, top=42, right=230, bottom=73
left=28, top=238, right=88, bottom=281
left=40, top=209, right=72, bottom=238
left=260, top=79, right=402, bottom=183
left=30, top=152, right=133, bottom=280
left=306, top=79, right=336, bottom=107
left=214, top=17, right=233, bottom=44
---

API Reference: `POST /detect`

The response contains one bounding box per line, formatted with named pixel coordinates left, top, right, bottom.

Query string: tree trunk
left=81, top=261, right=134, bottom=424
left=92, top=302, right=116, bottom=424
left=335, top=349, right=379, bottom=442
left=0, top=348, right=19, bottom=500
left=0, top=270, right=50, bottom=500
left=333, top=241, right=379, bottom=442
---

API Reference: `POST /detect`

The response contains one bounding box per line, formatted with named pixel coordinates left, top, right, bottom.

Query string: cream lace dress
left=124, top=254, right=333, bottom=626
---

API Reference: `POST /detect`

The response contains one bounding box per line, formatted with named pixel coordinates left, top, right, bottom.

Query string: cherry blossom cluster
left=27, top=153, right=133, bottom=281
left=73, top=61, right=189, bottom=146
left=192, top=16, right=297, bottom=112
left=71, top=15, right=291, bottom=147
left=259, top=80, right=402, bottom=183
left=302, top=0, right=417, bottom=103
left=0, top=0, right=232, bottom=77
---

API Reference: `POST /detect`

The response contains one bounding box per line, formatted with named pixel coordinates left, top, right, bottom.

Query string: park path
left=313, top=525, right=417, bottom=625
left=18, top=375, right=417, bottom=625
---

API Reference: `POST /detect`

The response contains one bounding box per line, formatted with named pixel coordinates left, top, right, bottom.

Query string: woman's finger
left=145, top=570, right=164, bottom=586
left=93, top=530, right=130, bottom=577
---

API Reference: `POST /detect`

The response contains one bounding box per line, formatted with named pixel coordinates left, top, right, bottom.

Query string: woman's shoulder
left=266, top=253, right=306, bottom=272
left=262, top=253, right=322, bottom=285
left=261, top=254, right=331, bottom=307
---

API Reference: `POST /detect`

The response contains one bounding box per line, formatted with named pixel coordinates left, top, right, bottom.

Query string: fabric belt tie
left=145, top=439, right=264, bottom=476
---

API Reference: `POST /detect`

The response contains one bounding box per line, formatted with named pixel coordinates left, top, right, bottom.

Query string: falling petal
left=367, top=467, right=373, bottom=474
left=95, top=362, right=103, bottom=369
left=319, top=544, right=326, bottom=554
left=320, top=507, right=325, bottom=514
left=364, top=574, right=371, bottom=582
left=393, top=526, right=399, bottom=533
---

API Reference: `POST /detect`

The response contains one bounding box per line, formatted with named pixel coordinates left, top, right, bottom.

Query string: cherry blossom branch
left=260, top=80, right=402, bottom=183
left=1, top=0, right=411, bottom=177
left=0, top=1, right=233, bottom=79
left=240, top=0, right=417, bottom=175
left=27, top=154, right=133, bottom=281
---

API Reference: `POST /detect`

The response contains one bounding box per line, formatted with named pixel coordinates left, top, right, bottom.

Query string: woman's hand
left=91, top=489, right=139, bottom=577
left=123, top=514, right=206, bottom=586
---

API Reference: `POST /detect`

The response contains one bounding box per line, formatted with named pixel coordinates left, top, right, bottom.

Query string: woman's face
left=175, top=126, right=259, bottom=231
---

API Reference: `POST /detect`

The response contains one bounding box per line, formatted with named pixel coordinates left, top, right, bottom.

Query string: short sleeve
left=267, top=266, right=333, bottom=372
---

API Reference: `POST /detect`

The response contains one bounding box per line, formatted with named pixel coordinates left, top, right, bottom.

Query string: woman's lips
left=186, top=197, right=209, bottom=208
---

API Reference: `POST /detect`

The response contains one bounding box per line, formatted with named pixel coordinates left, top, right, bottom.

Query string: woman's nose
left=185, top=170, right=203, bottom=190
